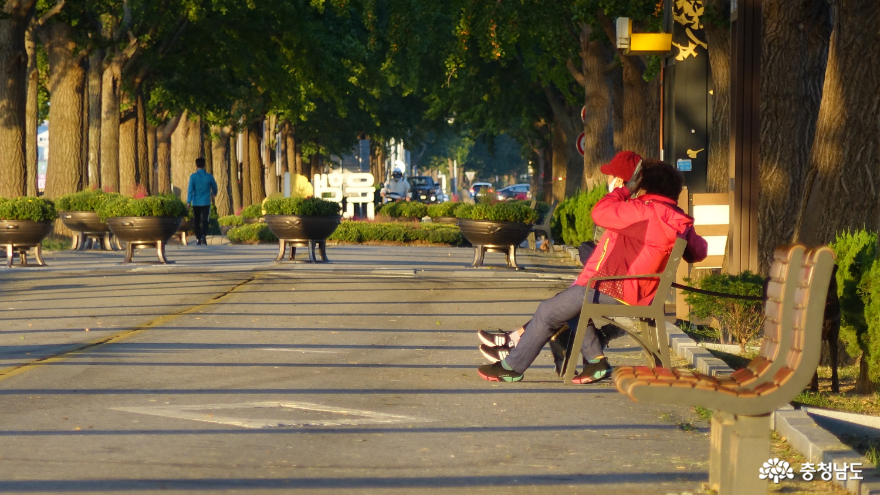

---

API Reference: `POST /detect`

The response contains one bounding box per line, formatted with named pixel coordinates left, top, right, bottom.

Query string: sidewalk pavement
left=0, top=244, right=711, bottom=494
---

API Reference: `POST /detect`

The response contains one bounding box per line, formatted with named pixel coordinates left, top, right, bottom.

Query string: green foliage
left=219, top=215, right=244, bottom=227
left=455, top=200, right=537, bottom=223
left=241, top=204, right=263, bottom=219
left=55, top=190, right=122, bottom=212
left=329, top=222, right=462, bottom=245
left=263, top=197, right=342, bottom=216
left=427, top=202, right=464, bottom=218
left=858, top=259, right=880, bottom=383
left=552, top=184, right=606, bottom=245
left=378, top=202, right=428, bottom=219
left=227, top=223, right=278, bottom=244
left=0, top=197, right=57, bottom=222
left=831, top=230, right=878, bottom=360
left=684, top=271, right=766, bottom=352
left=97, top=195, right=188, bottom=221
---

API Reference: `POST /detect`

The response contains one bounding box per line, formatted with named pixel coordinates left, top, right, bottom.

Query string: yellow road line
left=0, top=275, right=257, bottom=383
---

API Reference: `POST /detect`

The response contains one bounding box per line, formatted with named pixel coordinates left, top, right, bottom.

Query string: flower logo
left=759, top=458, right=795, bottom=483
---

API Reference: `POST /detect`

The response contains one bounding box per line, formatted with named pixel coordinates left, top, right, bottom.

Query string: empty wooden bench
left=612, top=244, right=834, bottom=495
left=561, top=238, right=687, bottom=384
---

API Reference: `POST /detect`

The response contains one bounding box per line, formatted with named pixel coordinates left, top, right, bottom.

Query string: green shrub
left=859, top=260, right=880, bottom=385
left=97, top=195, right=187, bottom=221
left=263, top=197, right=341, bottom=216
left=241, top=204, right=263, bottom=219
left=227, top=223, right=278, bottom=243
left=55, top=190, right=122, bottom=212
left=329, top=221, right=462, bottom=245
left=377, top=201, right=428, bottom=219
left=455, top=201, right=538, bottom=223
left=832, top=229, right=879, bottom=392
left=427, top=202, right=464, bottom=218
left=684, top=271, right=766, bottom=353
left=0, top=197, right=57, bottom=222
left=551, top=184, right=606, bottom=245
left=219, top=215, right=244, bottom=227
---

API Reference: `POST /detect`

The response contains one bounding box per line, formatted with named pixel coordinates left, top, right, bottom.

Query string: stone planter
left=430, top=216, right=458, bottom=224
left=59, top=211, right=115, bottom=250
left=107, top=216, right=183, bottom=264
left=264, top=214, right=341, bottom=263
left=0, top=220, right=53, bottom=268
left=457, top=218, right=533, bottom=269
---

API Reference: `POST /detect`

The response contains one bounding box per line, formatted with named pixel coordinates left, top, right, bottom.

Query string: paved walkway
left=0, top=244, right=710, bottom=494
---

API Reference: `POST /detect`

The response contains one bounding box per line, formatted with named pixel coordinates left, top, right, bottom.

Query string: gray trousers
left=504, top=284, right=621, bottom=373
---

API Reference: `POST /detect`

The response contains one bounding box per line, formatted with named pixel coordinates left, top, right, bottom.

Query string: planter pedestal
left=124, top=240, right=171, bottom=264
left=60, top=212, right=117, bottom=251
left=3, top=244, right=46, bottom=268
left=71, top=232, right=115, bottom=251
left=458, top=219, right=532, bottom=270
left=276, top=239, right=329, bottom=263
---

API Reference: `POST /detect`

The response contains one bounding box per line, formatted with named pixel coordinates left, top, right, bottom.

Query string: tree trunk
left=580, top=22, right=615, bottom=189
left=264, top=116, right=277, bottom=196
left=757, top=0, right=831, bottom=273
left=793, top=0, right=879, bottom=247
left=136, top=92, right=148, bottom=194
left=0, top=0, right=36, bottom=198
left=87, top=49, right=102, bottom=189
left=203, top=126, right=213, bottom=177
left=119, top=106, right=137, bottom=196
left=280, top=121, right=291, bottom=176
left=41, top=22, right=85, bottom=200
left=80, top=62, right=89, bottom=189
left=25, top=22, right=37, bottom=196
left=171, top=114, right=201, bottom=201
left=100, top=59, right=123, bottom=192
left=550, top=121, right=567, bottom=203
left=230, top=157, right=242, bottom=215
left=156, top=114, right=181, bottom=195
left=703, top=0, right=733, bottom=193
left=855, top=354, right=874, bottom=395
left=240, top=128, right=251, bottom=206
left=147, top=124, right=157, bottom=194
left=211, top=126, right=232, bottom=216
left=248, top=123, right=264, bottom=205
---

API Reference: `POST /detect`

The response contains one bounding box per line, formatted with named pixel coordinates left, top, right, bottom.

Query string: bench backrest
left=727, top=245, right=805, bottom=387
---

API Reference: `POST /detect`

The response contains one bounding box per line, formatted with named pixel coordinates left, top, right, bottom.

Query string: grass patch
left=678, top=320, right=718, bottom=343
left=41, top=237, right=71, bottom=251
left=768, top=431, right=851, bottom=494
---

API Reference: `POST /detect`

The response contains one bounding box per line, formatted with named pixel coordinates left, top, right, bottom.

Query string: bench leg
left=562, top=314, right=593, bottom=384
left=710, top=412, right=771, bottom=495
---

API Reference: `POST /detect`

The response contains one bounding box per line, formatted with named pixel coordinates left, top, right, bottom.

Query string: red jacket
left=574, top=187, right=708, bottom=305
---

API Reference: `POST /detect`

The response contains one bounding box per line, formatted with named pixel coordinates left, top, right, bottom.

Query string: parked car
left=497, top=184, right=531, bottom=201
left=410, top=176, right=442, bottom=204
left=469, top=182, right=494, bottom=200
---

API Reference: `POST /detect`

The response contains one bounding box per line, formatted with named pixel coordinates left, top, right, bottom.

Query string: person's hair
left=196, top=157, right=206, bottom=169
left=639, top=160, right=683, bottom=200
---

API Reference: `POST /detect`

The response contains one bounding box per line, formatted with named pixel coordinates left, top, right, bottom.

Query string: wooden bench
left=612, top=244, right=835, bottom=495
left=527, top=199, right=558, bottom=250
left=561, top=238, right=687, bottom=384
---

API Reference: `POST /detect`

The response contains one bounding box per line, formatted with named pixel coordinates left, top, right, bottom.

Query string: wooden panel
left=695, top=225, right=730, bottom=236
left=694, top=255, right=725, bottom=268
left=692, top=193, right=729, bottom=206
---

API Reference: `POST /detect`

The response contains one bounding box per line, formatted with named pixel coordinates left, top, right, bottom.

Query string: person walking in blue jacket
left=187, top=158, right=218, bottom=245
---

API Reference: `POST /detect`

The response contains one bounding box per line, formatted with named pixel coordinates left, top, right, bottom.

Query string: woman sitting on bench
left=477, top=160, right=708, bottom=383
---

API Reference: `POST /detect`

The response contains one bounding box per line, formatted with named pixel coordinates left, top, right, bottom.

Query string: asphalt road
left=0, top=244, right=710, bottom=494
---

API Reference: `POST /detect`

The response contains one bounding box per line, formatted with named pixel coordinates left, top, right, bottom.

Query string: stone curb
left=663, top=321, right=879, bottom=494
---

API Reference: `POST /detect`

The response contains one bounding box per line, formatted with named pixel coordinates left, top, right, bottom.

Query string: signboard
left=313, top=172, right=375, bottom=220
left=464, top=171, right=476, bottom=182
left=576, top=132, right=586, bottom=156
left=677, top=159, right=693, bottom=172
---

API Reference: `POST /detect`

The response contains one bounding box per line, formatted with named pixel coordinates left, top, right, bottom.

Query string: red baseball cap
left=600, top=151, right=642, bottom=181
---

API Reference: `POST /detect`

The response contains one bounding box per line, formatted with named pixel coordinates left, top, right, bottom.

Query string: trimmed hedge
left=551, top=184, right=606, bottom=246
left=455, top=200, right=537, bottom=223
left=55, top=190, right=122, bottom=212
left=378, top=201, right=428, bottom=219
left=0, top=197, right=58, bottom=222
left=263, top=197, right=341, bottom=216
left=684, top=271, right=766, bottom=352
left=97, top=195, right=187, bottom=221
left=227, top=223, right=278, bottom=243
left=241, top=204, right=263, bottom=219
left=427, top=202, right=464, bottom=218
left=219, top=215, right=244, bottom=227
left=329, top=221, right=462, bottom=245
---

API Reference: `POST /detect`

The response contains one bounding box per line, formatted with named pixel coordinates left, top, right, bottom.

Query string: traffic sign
left=576, top=132, right=586, bottom=156
left=581, top=106, right=586, bottom=122
left=465, top=171, right=476, bottom=182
